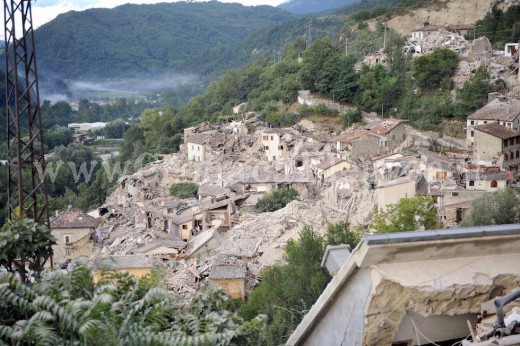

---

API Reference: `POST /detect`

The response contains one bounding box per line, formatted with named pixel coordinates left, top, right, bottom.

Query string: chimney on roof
left=321, top=244, right=351, bottom=276
left=488, top=92, right=501, bottom=103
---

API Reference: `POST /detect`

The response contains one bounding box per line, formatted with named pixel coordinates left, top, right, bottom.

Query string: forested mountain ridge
left=34, top=2, right=298, bottom=80
left=278, top=0, right=361, bottom=15
left=31, top=0, right=429, bottom=84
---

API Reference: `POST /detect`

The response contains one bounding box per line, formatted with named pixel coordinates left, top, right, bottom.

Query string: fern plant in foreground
left=0, top=266, right=265, bottom=345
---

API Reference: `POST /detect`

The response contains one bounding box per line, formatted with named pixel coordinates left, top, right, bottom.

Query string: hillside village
left=42, top=18, right=520, bottom=342
left=3, top=0, right=520, bottom=344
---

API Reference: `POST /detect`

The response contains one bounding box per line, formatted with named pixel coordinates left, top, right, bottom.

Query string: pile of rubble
left=419, top=29, right=469, bottom=55
left=320, top=171, right=375, bottom=226
left=156, top=200, right=350, bottom=295
left=106, top=122, right=339, bottom=207
left=406, top=30, right=520, bottom=92
left=163, top=254, right=255, bottom=295
left=464, top=288, right=520, bottom=345
left=218, top=200, right=349, bottom=273
left=457, top=36, right=519, bottom=89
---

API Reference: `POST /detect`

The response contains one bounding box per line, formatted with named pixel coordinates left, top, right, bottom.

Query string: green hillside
left=278, top=0, right=361, bottom=15
left=34, top=2, right=298, bottom=80
left=32, top=0, right=416, bottom=83
left=192, top=15, right=347, bottom=79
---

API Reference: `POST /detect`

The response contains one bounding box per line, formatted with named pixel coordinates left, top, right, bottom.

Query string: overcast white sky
left=31, top=0, right=288, bottom=29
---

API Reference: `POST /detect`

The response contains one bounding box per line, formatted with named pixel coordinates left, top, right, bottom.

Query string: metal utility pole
left=4, top=0, right=49, bottom=225
left=306, top=20, right=312, bottom=48
left=383, top=23, right=387, bottom=50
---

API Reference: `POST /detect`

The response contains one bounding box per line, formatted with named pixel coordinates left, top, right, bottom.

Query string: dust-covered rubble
left=89, top=112, right=475, bottom=298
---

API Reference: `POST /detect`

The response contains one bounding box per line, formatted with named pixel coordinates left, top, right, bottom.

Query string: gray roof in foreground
left=364, top=223, right=520, bottom=245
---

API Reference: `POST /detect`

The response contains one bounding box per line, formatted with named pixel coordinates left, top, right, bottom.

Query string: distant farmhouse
left=411, top=22, right=475, bottom=41
left=68, top=122, right=107, bottom=133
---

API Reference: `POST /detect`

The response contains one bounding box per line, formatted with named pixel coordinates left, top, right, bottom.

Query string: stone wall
left=297, top=90, right=354, bottom=114
left=387, top=123, right=407, bottom=151
left=51, top=228, right=93, bottom=264
left=351, top=136, right=380, bottom=158
left=210, top=278, right=245, bottom=299
left=473, top=130, right=520, bottom=170
left=441, top=207, right=467, bottom=228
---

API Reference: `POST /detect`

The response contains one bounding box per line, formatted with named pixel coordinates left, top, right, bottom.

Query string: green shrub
left=325, top=221, right=361, bottom=248
left=412, top=48, right=459, bottom=90
left=169, top=182, right=198, bottom=199
left=342, top=108, right=362, bottom=127
left=255, top=188, right=299, bottom=213
left=461, top=187, right=520, bottom=227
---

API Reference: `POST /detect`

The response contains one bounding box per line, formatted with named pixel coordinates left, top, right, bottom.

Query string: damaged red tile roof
left=467, top=99, right=520, bottom=121
left=50, top=209, right=100, bottom=229
left=336, top=130, right=369, bottom=143
left=369, top=120, right=405, bottom=135
left=474, top=123, right=520, bottom=139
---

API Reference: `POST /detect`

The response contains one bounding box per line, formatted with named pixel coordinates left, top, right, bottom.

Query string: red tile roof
left=317, top=157, right=346, bottom=170
left=467, top=99, right=520, bottom=121
left=414, top=24, right=447, bottom=32
left=336, top=130, right=369, bottom=143
left=369, top=120, right=405, bottom=135
left=50, top=209, right=100, bottom=229
left=474, top=123, right=520, bottom=139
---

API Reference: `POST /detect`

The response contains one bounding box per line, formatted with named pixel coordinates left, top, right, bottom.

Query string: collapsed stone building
left=50, top=208, right=100, bottom=265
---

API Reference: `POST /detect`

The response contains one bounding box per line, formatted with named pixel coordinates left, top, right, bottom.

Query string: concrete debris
left=89, top=92, right=506, bottom=303
left=463, top=289, right=520, bottom=345
left=405, top=30, right=519, bottom=93
left=218, top=200, right=349, bottom=273
left=417, top=29, right=469, bottom=55
left=456, top=37, right=519, bottom=90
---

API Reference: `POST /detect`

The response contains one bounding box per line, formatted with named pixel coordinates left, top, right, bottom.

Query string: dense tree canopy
left=454, top=64, right=491, bottom=120
left=0, top=219, right=56, bottom=282
left=475, top=5, right=520, bottom=47
left=461, top=188, right=520, bottom=227
left=370, top=196, right=440, bottom=233
left=170, top=183, right=199, bottom=199
left=412, top=49, right=459, bottom=90
left=356, top=63, right=400, bottom=112
left=34, top=2, right=297, bottom=80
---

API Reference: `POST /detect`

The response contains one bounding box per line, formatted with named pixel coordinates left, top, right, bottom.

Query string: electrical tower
left=306, top=20, right=312, bottom=49
left=4, top=0, right=49, bottom=225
